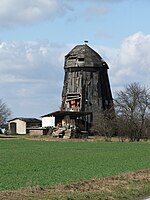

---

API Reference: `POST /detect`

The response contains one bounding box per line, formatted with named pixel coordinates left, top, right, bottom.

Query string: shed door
left=10, top=122, right=17, bottom=134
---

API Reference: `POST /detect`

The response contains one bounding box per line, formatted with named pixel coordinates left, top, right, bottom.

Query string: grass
left=1, top=169, right=150, bottom=200
left=0, top=139, right=150, bottom=192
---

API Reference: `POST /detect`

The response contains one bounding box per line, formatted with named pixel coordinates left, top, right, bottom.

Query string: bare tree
left=143, top=115, right=150, bottom=140
left=115, top=115, right=128, bottom=142
left=114, top=83, right=150, bottom=141
left=91, top=107, right=116, bottom=141
left=0, top=99, right=11, bottom=126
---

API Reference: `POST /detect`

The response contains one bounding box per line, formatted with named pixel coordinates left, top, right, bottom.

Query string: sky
left=0, top=0, right=150, bottom=119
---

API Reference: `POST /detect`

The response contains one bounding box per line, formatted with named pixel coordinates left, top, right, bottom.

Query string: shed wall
left=9, top=119, right=26, bottom=134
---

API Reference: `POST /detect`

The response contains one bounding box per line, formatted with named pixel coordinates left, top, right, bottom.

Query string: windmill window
left=78, top=58, right=84, bottom=61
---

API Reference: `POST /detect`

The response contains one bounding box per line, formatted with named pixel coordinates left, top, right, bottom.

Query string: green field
left=0, top=139, right=150, bottom=191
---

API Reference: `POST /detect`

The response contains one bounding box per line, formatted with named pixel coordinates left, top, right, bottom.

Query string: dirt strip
left=0, top=169, right=150, bottom=200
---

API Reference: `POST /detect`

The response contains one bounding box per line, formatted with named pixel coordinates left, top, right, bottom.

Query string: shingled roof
left=65, top=44, right=108, bottom=68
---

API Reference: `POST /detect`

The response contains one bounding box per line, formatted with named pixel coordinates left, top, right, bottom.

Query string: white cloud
left=0, top=0, right=70, bottom=27
left=119, top=32, right=150, bottom=69
left=96, top=32, right=150, bottom=93
left=0, top=0, right=129, bottom=28
left=16, top=88, right=33, bottom=97
left=0, top=40, right=67, bottom=117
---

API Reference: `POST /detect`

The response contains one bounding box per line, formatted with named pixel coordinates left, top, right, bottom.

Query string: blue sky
left=0, top=0, right=150, bottom=119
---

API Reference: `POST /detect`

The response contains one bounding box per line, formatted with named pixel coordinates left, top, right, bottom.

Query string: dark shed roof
left=8, top=118, right=41, bottom=123
left=41, top=111, right=92, bottom=118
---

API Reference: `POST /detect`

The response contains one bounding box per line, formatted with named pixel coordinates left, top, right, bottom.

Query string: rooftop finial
left=84, top=40, right=88, bottom=44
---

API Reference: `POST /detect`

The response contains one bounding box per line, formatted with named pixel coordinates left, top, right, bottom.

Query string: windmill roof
left=65, top=44, right=108, bottom=68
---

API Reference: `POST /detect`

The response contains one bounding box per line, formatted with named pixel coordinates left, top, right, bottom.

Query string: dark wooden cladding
left=61, top=44, right=113, bottom=125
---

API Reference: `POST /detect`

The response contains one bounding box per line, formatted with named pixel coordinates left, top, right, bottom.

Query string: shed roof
left=65, top=44, right=108, bottom=68
left=41, top=111, right=92, bottom=118
left=8, top=118, right=41, bottom=123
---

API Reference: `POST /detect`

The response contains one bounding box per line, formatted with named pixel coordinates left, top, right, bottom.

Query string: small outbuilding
left=8, top=118, right=41, bottom=134
left=41, top=110, right=92, bottom=138
left=41, top=110, right=92, bottom=128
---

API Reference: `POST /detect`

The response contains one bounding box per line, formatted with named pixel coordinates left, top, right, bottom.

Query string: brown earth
left=0, top=169, right=150, bottom=200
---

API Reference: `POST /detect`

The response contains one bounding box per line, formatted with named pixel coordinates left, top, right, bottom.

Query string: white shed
left=8, top=118, right=41, bottom=134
